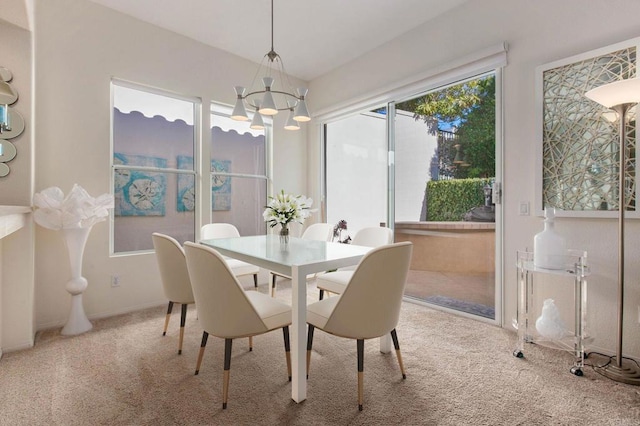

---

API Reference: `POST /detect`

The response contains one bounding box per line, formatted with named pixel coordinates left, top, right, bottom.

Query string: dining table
left=200, top=234, right=387, bottom=403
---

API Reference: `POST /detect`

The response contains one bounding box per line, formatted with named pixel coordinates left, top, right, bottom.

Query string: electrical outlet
left=111, top=275, right=120, bottom=287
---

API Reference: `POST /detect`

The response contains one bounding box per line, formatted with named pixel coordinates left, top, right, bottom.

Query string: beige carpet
left=1, top=282, right=639, bottom=425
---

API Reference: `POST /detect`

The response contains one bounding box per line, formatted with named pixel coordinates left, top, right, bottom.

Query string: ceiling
left=87, top=0, right=469, bottom=81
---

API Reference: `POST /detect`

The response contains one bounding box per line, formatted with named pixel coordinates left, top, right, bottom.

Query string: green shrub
left=426, top=178, right=493, bottom=221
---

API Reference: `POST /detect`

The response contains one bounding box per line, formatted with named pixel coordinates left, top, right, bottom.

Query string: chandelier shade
left=231, top=0, right=310, bottom=130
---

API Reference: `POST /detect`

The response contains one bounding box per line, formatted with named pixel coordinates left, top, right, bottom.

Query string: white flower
left=33, top=184, right=114, bottom=230
left=263, top=190, right=314, bottom=228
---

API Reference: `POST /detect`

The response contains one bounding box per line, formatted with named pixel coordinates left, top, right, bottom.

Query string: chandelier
left=230, top=0, right=310, bottom=131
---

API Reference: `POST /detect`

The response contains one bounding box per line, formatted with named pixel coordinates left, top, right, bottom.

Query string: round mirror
left=0, top=67, right=12, bottom=82
left=0, top=140, right=17, bottom=162
left=0, top=162, right=9, bottom=177
left=0, top=109, right=25, bottom=139
left=0, top=82, right=18, bottom=105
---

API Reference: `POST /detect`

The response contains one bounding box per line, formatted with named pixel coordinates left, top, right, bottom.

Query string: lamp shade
left=250, top=101, right=265, bottom=130
left=284, top=104, right=300, bottom=131
left=231, top=87, right=249, bottom=121
left=293, top=88, right=310, bottom=122
left=259, top=77, right=278, bottom=115
left=585, top=78, right=640, bottom=108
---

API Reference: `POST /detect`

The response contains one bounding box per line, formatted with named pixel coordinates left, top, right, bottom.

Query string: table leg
left=291, top=266, right=307, bottom=402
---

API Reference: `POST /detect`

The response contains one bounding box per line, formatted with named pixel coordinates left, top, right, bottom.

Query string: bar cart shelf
left=512, top=249, right=590, bottom=376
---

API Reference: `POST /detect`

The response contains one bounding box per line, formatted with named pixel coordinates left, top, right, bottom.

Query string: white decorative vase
left=533, top=208, right=566, bottom=270
left=61, top=226, right=93, bottom=336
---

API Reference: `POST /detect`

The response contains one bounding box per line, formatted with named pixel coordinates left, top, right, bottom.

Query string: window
left=111, top=81, right=199, bottom=253
left=209, top=107, right=269, bottom=236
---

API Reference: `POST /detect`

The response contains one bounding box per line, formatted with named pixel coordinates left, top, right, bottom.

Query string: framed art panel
left=114, top=153, right=167, bottom=216
left=535, top=37, right=639, bottom=218
left=176, top=156, right=231, bottom=212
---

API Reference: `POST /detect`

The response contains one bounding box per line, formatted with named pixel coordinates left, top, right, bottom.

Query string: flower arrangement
left=263, top=190, right=313, bottom=228
left=33, top=184, right=114, bottom=230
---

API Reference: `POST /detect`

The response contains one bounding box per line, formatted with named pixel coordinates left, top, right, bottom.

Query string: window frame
left=110, top=79, right=201, bottom=256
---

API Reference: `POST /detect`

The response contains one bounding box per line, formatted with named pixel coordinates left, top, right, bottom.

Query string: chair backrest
left=151, top=233, right=195, bottom=304
left=301, top=223, right=333, bottom=242
left=183, top=242, right=267, bottom=338
left=200, top=223, right=241, bottom=241
left=323, top=242, right=413, bottom=339
left=352, top=227, right=393, bottom=247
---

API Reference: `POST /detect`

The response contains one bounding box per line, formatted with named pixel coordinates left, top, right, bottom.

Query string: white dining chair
left=151, top=233, right=195, bottom=355
left=269, top=222, right=333, bottom=297
left=184, top=242, right=292, bottom=409
left=316, top=226, right=393, bottom=300
left=200, top=223, right=260, bottom=288
left=306, top=241, right=413, bottom=411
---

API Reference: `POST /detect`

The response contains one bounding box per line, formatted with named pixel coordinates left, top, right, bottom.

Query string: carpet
left=1, top=283, right=639, bottom=425
left=424, top=295, right=495, bottom=319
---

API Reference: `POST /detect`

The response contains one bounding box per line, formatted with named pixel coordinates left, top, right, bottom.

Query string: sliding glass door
left=324, top=72, right=501, bottom=321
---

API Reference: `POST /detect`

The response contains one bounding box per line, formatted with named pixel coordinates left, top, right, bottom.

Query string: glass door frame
left=320, top=68, right=504, bottom=326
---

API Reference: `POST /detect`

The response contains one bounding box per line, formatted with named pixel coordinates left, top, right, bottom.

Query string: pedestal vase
left=61, top=226, right=93, bottom=336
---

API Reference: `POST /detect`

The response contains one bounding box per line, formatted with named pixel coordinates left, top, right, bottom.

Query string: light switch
left=519, top=201, right=530, bottom=216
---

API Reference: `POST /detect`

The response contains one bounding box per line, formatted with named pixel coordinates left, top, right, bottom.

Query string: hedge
left=426, top=178, right=494, bottom=221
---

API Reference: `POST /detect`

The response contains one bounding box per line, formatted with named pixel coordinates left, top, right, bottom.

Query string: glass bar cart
left=512, top=249, right=590, bottom=376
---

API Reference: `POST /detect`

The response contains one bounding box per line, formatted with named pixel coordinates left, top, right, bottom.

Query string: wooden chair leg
left=195, top=331, right=208, bottom=375
left=178, top=303, right=188, bottom=354
left=253, top=273, right=258, bottom=288
left=306, top=325, right=315, bottom=379
left=162, top=301, right=174, bottom=336
left=283, top=326, right=291, bottom=381
left=390, top=329, right=406, bottom=379
left=222, top=338, right=233, bottom=409
left=357, top=339, right=364, bottom=411
left=249, top=336, right=253, bottom=351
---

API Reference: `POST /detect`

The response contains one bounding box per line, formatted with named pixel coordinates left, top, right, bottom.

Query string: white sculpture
left=33, top=184, right=114, bottom=335
left=535, top=298, right=567, bottom=340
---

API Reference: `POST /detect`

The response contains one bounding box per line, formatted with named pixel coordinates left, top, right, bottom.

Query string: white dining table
left=200, top=234, right=386, bottom=403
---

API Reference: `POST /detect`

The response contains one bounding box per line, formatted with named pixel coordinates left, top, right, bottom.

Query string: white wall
left=0, top=19, right=35, bottom=352
left=309, top=0, right=640, bottom=358
left=31, top=0, right=307, bottom=330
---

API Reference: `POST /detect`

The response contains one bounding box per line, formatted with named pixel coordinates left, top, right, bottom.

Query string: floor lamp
left=585, top=77, right=640, bottom=385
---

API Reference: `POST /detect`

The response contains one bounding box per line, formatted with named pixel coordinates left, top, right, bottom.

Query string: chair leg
left=306, top=324, right=315, bottom=379
left=178, top=303, right=188, bottom=355
left=357, top=339, right=364, bottom=411
left=271, top=274, right=277, bottom=297
left=318, top=289, right=324, bottom=300
left=249, top=336, right=253, bottom=351
left=195, top=331, right=208, bottom=375
left=222, top=338, right=233, bottom=409
left=162, top=301, right=174, bottom=336
left=283, top=326, right=291, bottom=381
left=390, top=329, right=406, bottom=379
left=253, top=273, right=258, bottom=288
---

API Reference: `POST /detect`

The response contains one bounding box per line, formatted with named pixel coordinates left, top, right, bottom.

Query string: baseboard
left=1, top=338, right=35, bottom=354
left=36, top=300, right=167, bottom=333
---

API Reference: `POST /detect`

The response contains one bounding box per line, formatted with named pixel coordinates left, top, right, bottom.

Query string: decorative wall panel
left=537, top=37, right=639, bottom=216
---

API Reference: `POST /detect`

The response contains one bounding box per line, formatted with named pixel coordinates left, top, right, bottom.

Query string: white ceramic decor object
left=61, top=227, right=93, bottom=335
left=33, top=185, right=114, bottom=335
left=533, top=208, right=567, bottom=269
left=535, top=298, right=566, bottom=340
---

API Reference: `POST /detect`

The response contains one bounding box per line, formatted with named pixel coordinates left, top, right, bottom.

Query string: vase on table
left=279, top=224, right=289, bottom=245
left=61, top=226, right=93, bottom=335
